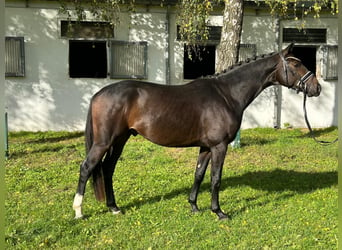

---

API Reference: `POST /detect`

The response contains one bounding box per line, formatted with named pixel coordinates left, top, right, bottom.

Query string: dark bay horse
left=73, top=43, right=321, bottom=220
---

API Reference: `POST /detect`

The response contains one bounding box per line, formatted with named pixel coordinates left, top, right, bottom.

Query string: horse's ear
left=282, top=43, right=295, bottom=56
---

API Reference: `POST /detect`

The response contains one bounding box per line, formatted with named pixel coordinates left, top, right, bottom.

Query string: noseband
left=279, top=53, right=314, bottom=93
left=279, top=54, right=337, bottom=145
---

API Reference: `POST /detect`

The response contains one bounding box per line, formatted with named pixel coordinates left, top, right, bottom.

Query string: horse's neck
left=216, top=57, right=277, bottom=112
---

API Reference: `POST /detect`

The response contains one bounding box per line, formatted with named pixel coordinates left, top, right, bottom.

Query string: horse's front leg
left=189, top=147, right=211, bottom=213
left=210, top=142, right=229, bottom=220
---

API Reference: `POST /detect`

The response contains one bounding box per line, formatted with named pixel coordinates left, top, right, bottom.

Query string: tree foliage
left=263, top=0, right=338, bottom=19
left=176, top=0, right=220, bottom=46
left=59, top=0, right=338, bottom=47
left=59, top=0, right=338, bottom=72
left=177, top=0, right=338, bottom=47
left=59, top=0, right=136, bottom=27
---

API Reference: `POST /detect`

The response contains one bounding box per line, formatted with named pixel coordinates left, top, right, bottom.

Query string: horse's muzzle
left=307, top=82, right=321, bottom=97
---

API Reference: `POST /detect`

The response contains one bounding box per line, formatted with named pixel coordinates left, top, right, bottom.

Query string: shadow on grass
left=9, top=131, right=84, bottom=142
left=221, top=169, right=337, bottom=193
left=119, top=169, right=337, bottom=216
left=297, top=126, right=338, bottom=139
left=25, top=131, right=84, bottom=144
left=240, top=137, right=278, bottom=147
left=8, top=144, right=82, bottom=160
left=240, top=127, right=338, bottom=147
left=7, top=132, right=85, bottom=159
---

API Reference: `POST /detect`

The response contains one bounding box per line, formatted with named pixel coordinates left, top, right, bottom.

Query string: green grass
left=5, top=128, right=338, bottom=249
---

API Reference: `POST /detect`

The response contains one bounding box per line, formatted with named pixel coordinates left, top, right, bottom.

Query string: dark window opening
left=183, top=45, right=216, bottom=79
left=69, top=40, right=107, bottom=78
left=292, top=46, right=316, bottom=74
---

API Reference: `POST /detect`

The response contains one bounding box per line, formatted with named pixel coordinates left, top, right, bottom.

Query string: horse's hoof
left=191, top=207, right=201, bottom=213
left=218, top=213, right=229, bottom=220
left=213, top=209, right=230, bottom=220
left=109, top=207, right=121, bottom=215
left=74, top=214, right=84, bottom=219
left=189, top=202, right=201, bottom=213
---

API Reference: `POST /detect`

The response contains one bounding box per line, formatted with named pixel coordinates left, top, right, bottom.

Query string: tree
left=216, top=0, right=244, bottom=73
left=59, top=0, right=337, bottom=148
left=177, top=0, right=338, bottom=72
left=176, top=0, right=244, bottom=73
left=60, top=0, right=338, bottom=73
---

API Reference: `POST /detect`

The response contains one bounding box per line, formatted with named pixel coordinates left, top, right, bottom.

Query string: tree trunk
left=216, top=0, right=244, bottom=73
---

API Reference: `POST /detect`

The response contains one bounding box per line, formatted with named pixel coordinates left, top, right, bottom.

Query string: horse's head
left=276, top=43, right=321, bottom=97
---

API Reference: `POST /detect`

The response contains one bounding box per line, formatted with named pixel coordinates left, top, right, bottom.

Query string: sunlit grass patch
left=5, top=127, right=337, bottom=249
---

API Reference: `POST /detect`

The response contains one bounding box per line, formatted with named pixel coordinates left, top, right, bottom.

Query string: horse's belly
left=131, top=118, right=200, bottom=147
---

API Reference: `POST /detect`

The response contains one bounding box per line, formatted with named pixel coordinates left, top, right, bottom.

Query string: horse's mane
left=205, top=51, right=277, bottom=79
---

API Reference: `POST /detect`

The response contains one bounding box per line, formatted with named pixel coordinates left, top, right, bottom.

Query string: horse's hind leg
left=73, top=144, right=109, bottom=218
left=102, top=134, right=130, bottom=215
left=189, top=147, right=211, bottom=213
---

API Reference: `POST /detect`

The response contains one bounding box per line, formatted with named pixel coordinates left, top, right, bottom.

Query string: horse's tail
left=85, top=103, right=106, bottom=202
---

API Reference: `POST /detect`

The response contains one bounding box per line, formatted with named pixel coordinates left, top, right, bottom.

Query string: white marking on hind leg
left=109, top=207, right=121, bottom=215
left=73, top=193, right=84, bottom=219
left=197, top=163, right=201, bottom=169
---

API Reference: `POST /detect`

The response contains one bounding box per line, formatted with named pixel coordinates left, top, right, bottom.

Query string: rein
left=280, top=53, right=338, bottom=145
left=302, top=91, right=338, bottom=145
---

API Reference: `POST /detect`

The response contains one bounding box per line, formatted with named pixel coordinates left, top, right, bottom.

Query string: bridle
left=279, top=53, right=338, bottom=145
left=279, top=53, right=314, bottom=94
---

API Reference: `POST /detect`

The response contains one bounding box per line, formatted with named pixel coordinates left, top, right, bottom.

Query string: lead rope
left=303, top=90, right=338, bottom=145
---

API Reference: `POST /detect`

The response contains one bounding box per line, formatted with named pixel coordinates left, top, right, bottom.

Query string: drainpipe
left=5, top=112, right=9, bottom=159
left=165, top=5, right=171, bottom=85
left=273, top=17, right=282, bottom=128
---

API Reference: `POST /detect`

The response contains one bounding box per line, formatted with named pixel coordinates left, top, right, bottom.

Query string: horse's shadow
left=297, top=126, right=337, bottom=139
left=120, top=169, right=337, bottom=216
left=8, top=132, right=84, bottom=159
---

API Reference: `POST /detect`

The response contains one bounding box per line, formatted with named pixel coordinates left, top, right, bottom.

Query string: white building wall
left=5, top=4, right=170, bottom=131
left=171, top=12, right=279, bottom=129
left=240, top=13, right=278, bottom=129
left=5, top=2, right=338, bottom=131
left=280, top=17, right=338, bottom=128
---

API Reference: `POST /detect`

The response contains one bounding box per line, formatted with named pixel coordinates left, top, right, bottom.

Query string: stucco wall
left=5, top=2, right=338, bottom=131
left=280, top=18, right=338, bottom=128
left=5, top=4, right=170, bottom=130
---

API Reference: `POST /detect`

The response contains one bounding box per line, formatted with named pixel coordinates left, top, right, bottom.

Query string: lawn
left=5, top=128, right=338, bottom=249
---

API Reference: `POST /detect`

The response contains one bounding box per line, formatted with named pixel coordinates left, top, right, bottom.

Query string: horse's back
left=90, top=79, right=239, bottom=147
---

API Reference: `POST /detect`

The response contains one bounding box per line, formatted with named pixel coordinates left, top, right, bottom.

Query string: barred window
left=110, top=41, right=148, bottom=79
left=239, top=44, right=257, bottom=61
left=322, top=45, right=338, bottom=80
left=5, top=37, right=25, bottom=77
